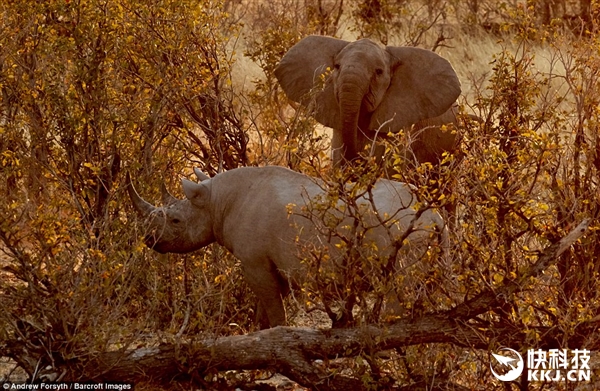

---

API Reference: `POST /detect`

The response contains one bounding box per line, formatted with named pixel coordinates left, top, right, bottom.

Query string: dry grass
left=2, top=0, right=599, bottom=389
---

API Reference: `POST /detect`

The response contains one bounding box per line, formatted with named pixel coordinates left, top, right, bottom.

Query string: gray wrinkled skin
left=129, top=166, right=446, bottom=328
left=274, top=36, right=461, bottom=166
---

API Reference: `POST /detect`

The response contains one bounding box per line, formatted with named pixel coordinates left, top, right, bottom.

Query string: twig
left=449, top=218, right=591, bottom=319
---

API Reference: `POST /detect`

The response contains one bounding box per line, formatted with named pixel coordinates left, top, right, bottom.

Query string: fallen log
left=2, top=219, right=592, bottom=390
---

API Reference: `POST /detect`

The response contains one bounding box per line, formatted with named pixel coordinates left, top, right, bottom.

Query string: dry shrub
left=1, top=0, right=600, bottom=389
left=0, top=0, right=255, bottom=380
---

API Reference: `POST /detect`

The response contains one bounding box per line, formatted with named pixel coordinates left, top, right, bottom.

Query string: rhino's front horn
left=193, top=167, right=210, bottom=182
left=126, top=173, right=157, bottom=216
left=160, top=182, right=178, bottom=205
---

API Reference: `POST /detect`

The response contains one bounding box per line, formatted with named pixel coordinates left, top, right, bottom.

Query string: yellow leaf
left=493, top=273, right=504, bottom=285
left=214, top=274, right=226, bottom=284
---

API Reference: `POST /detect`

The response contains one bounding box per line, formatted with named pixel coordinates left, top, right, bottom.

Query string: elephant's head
left=127, top=170, right=215, bottom=254
left=274, top=35, right=461, bottom=164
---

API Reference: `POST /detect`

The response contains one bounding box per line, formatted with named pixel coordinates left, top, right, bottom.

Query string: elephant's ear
left=370, top=47, right=461, bottom=132
left=274, top=35, right=349, bottom=129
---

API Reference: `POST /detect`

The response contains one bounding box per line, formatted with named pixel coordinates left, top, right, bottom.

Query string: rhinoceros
left=128, top=166, right=446, bottom=328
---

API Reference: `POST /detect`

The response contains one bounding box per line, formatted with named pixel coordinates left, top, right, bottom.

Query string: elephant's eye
left=171, top=218, right=181, bottom=224
left=375, top=68, right=384, bottom=76
left=333, top=63, right=340, bottom=70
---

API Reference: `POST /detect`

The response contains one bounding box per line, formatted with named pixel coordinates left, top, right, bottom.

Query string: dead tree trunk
left=3, top=220, right=592, bottom=390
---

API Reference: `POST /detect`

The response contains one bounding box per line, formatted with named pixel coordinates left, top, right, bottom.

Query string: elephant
left=128, top=166, right=446, bottom=328
left=274, top=35, right=462, bottom=167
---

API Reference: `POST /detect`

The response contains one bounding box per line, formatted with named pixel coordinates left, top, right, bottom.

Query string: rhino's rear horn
left=160, top=182, right=178, bottom=205
left=127, top=173, right=157, bottom=216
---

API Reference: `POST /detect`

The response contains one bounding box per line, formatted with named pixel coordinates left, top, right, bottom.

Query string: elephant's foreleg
left=357, top=128, right=386, bottom=161
left=334, top=127, right=385, bottom=166
left=331, top=128, right=345, bottom=166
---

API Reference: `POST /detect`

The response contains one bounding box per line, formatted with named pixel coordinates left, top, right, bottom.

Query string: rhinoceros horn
left=160, top=182, right=178, bottom=205
left=193, top=167, right=210, bottom=182
left=126, top=173, right=157, bottom=216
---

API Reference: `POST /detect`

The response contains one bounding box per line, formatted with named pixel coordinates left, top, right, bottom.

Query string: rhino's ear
left=193, top=167, right=210, bottom=182
left=181, top=178, right=210, bottom=207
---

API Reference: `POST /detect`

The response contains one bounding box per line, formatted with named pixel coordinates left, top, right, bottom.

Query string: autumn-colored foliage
left=1, top=0, right=599, bottom=390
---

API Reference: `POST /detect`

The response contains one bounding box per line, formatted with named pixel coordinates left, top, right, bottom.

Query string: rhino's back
left=211, top=166, right=320, bottom=266
left=212, top=166, right=442, bottom=272
left=370, top=179, right=445, bottom=234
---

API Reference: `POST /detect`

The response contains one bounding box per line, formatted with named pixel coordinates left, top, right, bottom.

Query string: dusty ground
left=0, top=357, right=28, bottom=383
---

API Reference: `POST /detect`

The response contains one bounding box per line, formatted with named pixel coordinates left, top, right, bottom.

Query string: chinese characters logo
left=490, top=348, right=524, bottom=381
left=491, top=348, right=591, bottom=382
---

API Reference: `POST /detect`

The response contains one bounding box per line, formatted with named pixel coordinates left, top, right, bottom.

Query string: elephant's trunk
left=337, top=75, right=368, bottom=164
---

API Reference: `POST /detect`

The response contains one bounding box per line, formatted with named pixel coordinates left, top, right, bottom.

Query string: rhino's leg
left=242, top=259, right=288, bottom=328
left=254, top=302, right=271, bottom=330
